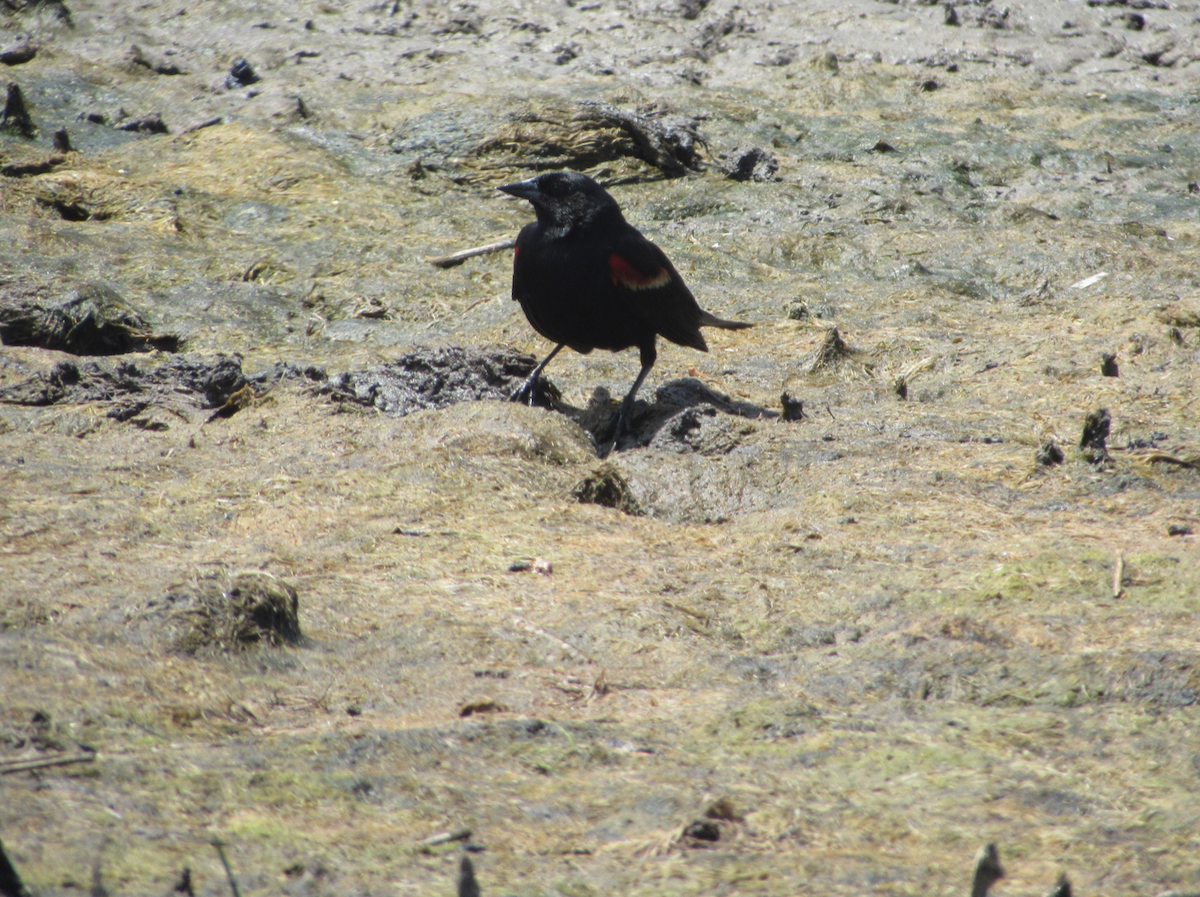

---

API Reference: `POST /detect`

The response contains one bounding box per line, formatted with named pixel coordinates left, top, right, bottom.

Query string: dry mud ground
left=3, top=0, right=1200, bottom=895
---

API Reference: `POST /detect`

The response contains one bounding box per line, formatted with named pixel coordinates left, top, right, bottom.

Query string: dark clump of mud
left=780, top=392, right=806, bottom=422
left=390, top=100, right=705, bottom=184
left=1036, top=439, right=1065, bottom=467
left=0, top=353, right=248, bottom=411
left=719, top=146, right=779, bottom=182
left=1, top=82, right=36, bottom=138
left=801, top=325, right=853, bottom=373
left=0, top=281, right=179, bottom=355
left=471, top=101, right=705, bottom=179
left=319, top=346, right=539, bottom=417
left=152, top=572, right=303, bottom=654
left=647, top=404, right=741, bottom=455
left=1080, top=408, right=1112, bottom=464
left=573, top=462, right=643, bottom=515
left=601, top=378, right=767, bottom=452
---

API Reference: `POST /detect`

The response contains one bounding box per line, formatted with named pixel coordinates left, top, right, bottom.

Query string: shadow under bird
left=498, top=170, right=751, bottom=451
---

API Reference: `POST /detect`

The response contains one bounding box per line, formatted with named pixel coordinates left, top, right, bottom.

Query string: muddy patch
left=400, top=400, right=597, bottom=466
left=146, top=571, right=304, bottom=655
left=612, top=446, right=777, bottom=524
left=0, top=281, right=179, bottom=355
left=318, top=346, right=540, bottom=417
left=0, top=353, right=248, bottom=413
left=390, top=100, right=706, bottom=184
left=471, top=101, right=705, bottom=181
left=573, top=462, right=643, bottom=515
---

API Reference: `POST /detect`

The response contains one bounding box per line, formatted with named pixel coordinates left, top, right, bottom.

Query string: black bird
left=497, top=170, right=751, bottom=450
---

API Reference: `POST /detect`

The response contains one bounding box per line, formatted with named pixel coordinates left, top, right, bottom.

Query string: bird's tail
left=699, top=310, right=753, bottom=331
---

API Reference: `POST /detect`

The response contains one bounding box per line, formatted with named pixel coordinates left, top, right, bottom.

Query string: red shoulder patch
left=609, top=253, right=671, bottom=291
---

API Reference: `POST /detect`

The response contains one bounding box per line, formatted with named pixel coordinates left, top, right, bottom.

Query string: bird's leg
left=601, top=341, right=656, bottom=457
left=510, top=343, right=564, bottom=405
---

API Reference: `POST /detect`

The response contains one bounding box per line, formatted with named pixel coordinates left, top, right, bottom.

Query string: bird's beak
left=497, top=178, right=541, bottom=202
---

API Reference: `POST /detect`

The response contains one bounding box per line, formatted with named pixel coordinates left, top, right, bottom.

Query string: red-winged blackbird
left=498, top=170, right=751, bottom=449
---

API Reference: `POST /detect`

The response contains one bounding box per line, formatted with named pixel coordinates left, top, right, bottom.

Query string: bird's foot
left=597, top=405, right=637, bottom=458
left=509, top=373, right=539, bottom=406
left=509, top=373, right=560, bottom=408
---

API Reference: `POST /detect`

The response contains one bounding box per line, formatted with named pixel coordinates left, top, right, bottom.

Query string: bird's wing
left=605, top=228, right=707, bottom=351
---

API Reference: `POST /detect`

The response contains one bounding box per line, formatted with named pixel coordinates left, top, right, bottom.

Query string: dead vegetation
left=2, top=0, right=1200, bottom=895
left=158, top=572, right=303, bottom=655
left=471, top=101, right=705, bottom=181
left=0, top=281, right=179, bottom=355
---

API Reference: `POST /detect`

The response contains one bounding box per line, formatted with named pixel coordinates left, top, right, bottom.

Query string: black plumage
left=497, top=170, right=751, bottom=449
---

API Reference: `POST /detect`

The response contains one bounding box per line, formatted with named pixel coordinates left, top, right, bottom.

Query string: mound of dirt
left=152, top=572, right=303, bottom=654
left=0, top=281, right=179, bottom=355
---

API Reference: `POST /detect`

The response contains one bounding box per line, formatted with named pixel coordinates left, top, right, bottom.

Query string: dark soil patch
left=0, top=353, right=247, bottom=410
left=318, top=346, right=539, bottom=417
left=148, top=572, right=303, bottom=654
left=0, top=281, right=179, bottom=355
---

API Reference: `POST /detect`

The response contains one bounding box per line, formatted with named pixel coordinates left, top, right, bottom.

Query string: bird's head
left=498, top=170, right=624, bottom=232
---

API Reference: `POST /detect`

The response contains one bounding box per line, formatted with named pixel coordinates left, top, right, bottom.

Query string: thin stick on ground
left=0, top=752, right=96, bottom=775
left=417, top=827, right=472, bottom=848
left=426, top=238, right=516, bottom=269
left=211, top=840, right=241, bottom=897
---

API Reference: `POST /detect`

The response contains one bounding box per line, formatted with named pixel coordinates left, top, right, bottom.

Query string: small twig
left=510, top=616, right=590, bottom=662
left=1141, top=452, right=1200, bottom=470
left=663, top=600, right=712, bottom=625
left=180, top=117, right=222, bottom=135
left=1112, top=551, right=1125, bottom=600
left=585, top=669, right=609, bottom=705
left=460, top=294, right=496, bottom=316
left=417, top=827, right=472, bottom=848
left=0, top=752, right=96, bottom=775
left=211, top=840, right=241, bottom=897
left=426, top=237, right=516, bottom=269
